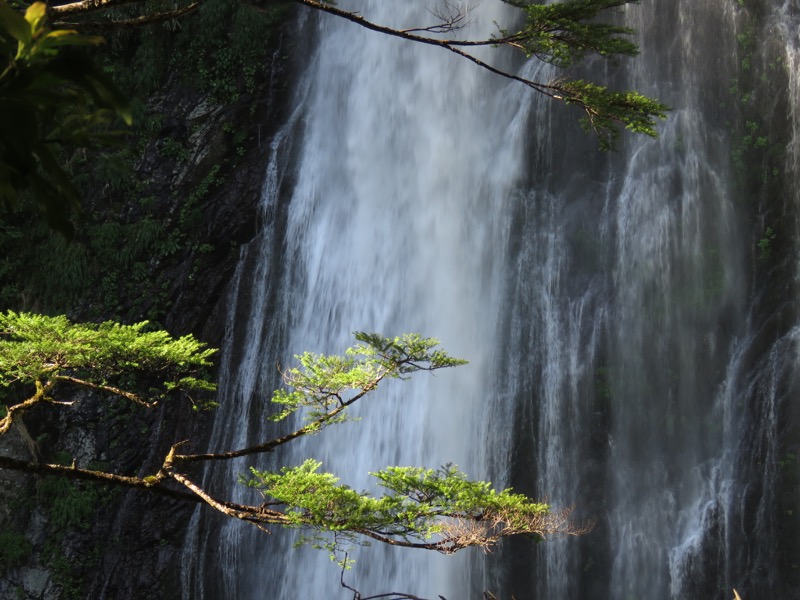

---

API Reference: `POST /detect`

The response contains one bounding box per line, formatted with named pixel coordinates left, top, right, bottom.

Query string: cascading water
left=182, top=2, right=534, bottom=598
left=182, top=1, right=800, bottom=598
left=489, top=1, right=800, bottom=599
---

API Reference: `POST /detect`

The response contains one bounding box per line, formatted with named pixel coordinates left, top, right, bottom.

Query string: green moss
left=0, top=531, right=32, bottom=572
left=41, top=540, right=95, bottom=600
left=36, top=476, right=102, bottom=531
left=152, top=0, right=289, bottom=102
left=758, top=226, right=776, bottom=262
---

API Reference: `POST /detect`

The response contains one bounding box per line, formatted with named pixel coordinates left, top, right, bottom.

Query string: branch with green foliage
left=174, top=332, right=469, bottom=464
left=0, top=311, right=215, bottom=435
left=43, top=0, right=666, bottom=149
left=243, top=461, right=583, bottom=559
left=290, top=0, right=667, bottom=150
left=0, top=0, right=666, bottom=236
left=0, top=313, right=588, bottom=566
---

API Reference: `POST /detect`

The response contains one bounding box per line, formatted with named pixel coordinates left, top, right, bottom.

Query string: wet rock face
left=0, top=17, right=303, bottom=600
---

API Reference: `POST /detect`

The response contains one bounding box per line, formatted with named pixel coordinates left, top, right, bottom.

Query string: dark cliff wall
left=0, top=8, right=304, bottom=599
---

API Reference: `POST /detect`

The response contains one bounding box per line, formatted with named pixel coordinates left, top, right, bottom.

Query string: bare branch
left=0, top=379, right=55, bottom=435
left=173, top=388, right=366, bottom=462
left=340, top=554, right=435, bottom=599
left=47, top=0, right=153, bottom=18
left=292, top=0, right=513, bottom=48
left=173, top=348, right=449, bottom=464
left=166, top=469, right=293, bottom=534
left=53, top=2, right=200, bottom=29
left=0, top=453, right=200, bottom=502
left=288, top=1, right=578, bottom=106
left=55, top=374, right=155, bottom=407
left=0, top=450, right=303, bottom=523
left=402, top=0, right=472, bottom=35
left=173, top=360, right=394, bottom=463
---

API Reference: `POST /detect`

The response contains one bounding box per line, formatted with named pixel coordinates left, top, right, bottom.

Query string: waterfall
left=490, top=1, right=800, bottom=599
left=183, top=2, right=533, bottom=598
left=182, top=1, right=800, bottom=598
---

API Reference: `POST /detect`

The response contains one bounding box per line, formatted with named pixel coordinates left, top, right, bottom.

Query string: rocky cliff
left=0, top=9, right=303, bottom=599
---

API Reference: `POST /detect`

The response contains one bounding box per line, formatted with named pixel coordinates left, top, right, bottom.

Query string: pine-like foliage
left=0, top=325, right=587, bottom=577
left=244, top=460, right=565, bottom=562
left=235, top=333, right=583, bottom=562
left=0, top=310, right=215, bottom=430
left=498, top=0, right=668, bottom=148
left=269, top=332, right=468, bottom=425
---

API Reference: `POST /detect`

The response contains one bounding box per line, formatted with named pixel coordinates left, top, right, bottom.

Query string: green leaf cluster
left=373, top=465, right=549, bottom=524
left=269, top=332, right=467, bottom=424
left=244, top=460, right=549, bottom=554
left=498, top=0, right=668, bottom=148
left=0, top=310, right=215, bottom=403
left=561, top=80, right=668, bottom=150
left=0, top=324, right=576, bottom=566
left=234, top=333, right=561, bottom=559
left=232, top=334, right=573, bottom=560
left=36, top=473, right=102, bottom=530
left=503, top=0, right=640, bottom=67
left=0, top=1, right=131, bottom=237
left=350, top=332, right=469, bottom=374
left=170, top=0, right=285, bottom=102
left=0, top=530, right=32, bottom=571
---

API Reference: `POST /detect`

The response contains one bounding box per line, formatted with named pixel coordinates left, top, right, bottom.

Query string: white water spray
left=182, top=1, right=800, bottom=598
left=183, top=2, right=533, bottom=598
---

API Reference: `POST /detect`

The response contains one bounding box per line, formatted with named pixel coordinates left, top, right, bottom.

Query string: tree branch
left=0, top=378, right=55, bottom=435
left=173, top=384, right=373, bottom=463
left=53, top=2, right=200, bottom=29
left=0, top=318, right=588, bottom=585
left=55, top=374, right=155, bottom=407
left=37, top=0, right=664, bottom=143
left=47, top=0, right=152, bottom=18
left=340, top=555, right=435, bottom=599
left=165, top=469, right=290, bottom=533
left=287, top=0, right=642, bottom=131
left=0, top=453, right=200, bottom=502
left=0, top=447, right=300, bottom=520
left=402, top=0, right=471, bottom=35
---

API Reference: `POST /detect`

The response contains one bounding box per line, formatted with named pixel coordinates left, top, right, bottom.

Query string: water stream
left=182, top=1, right=800, bottom=598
